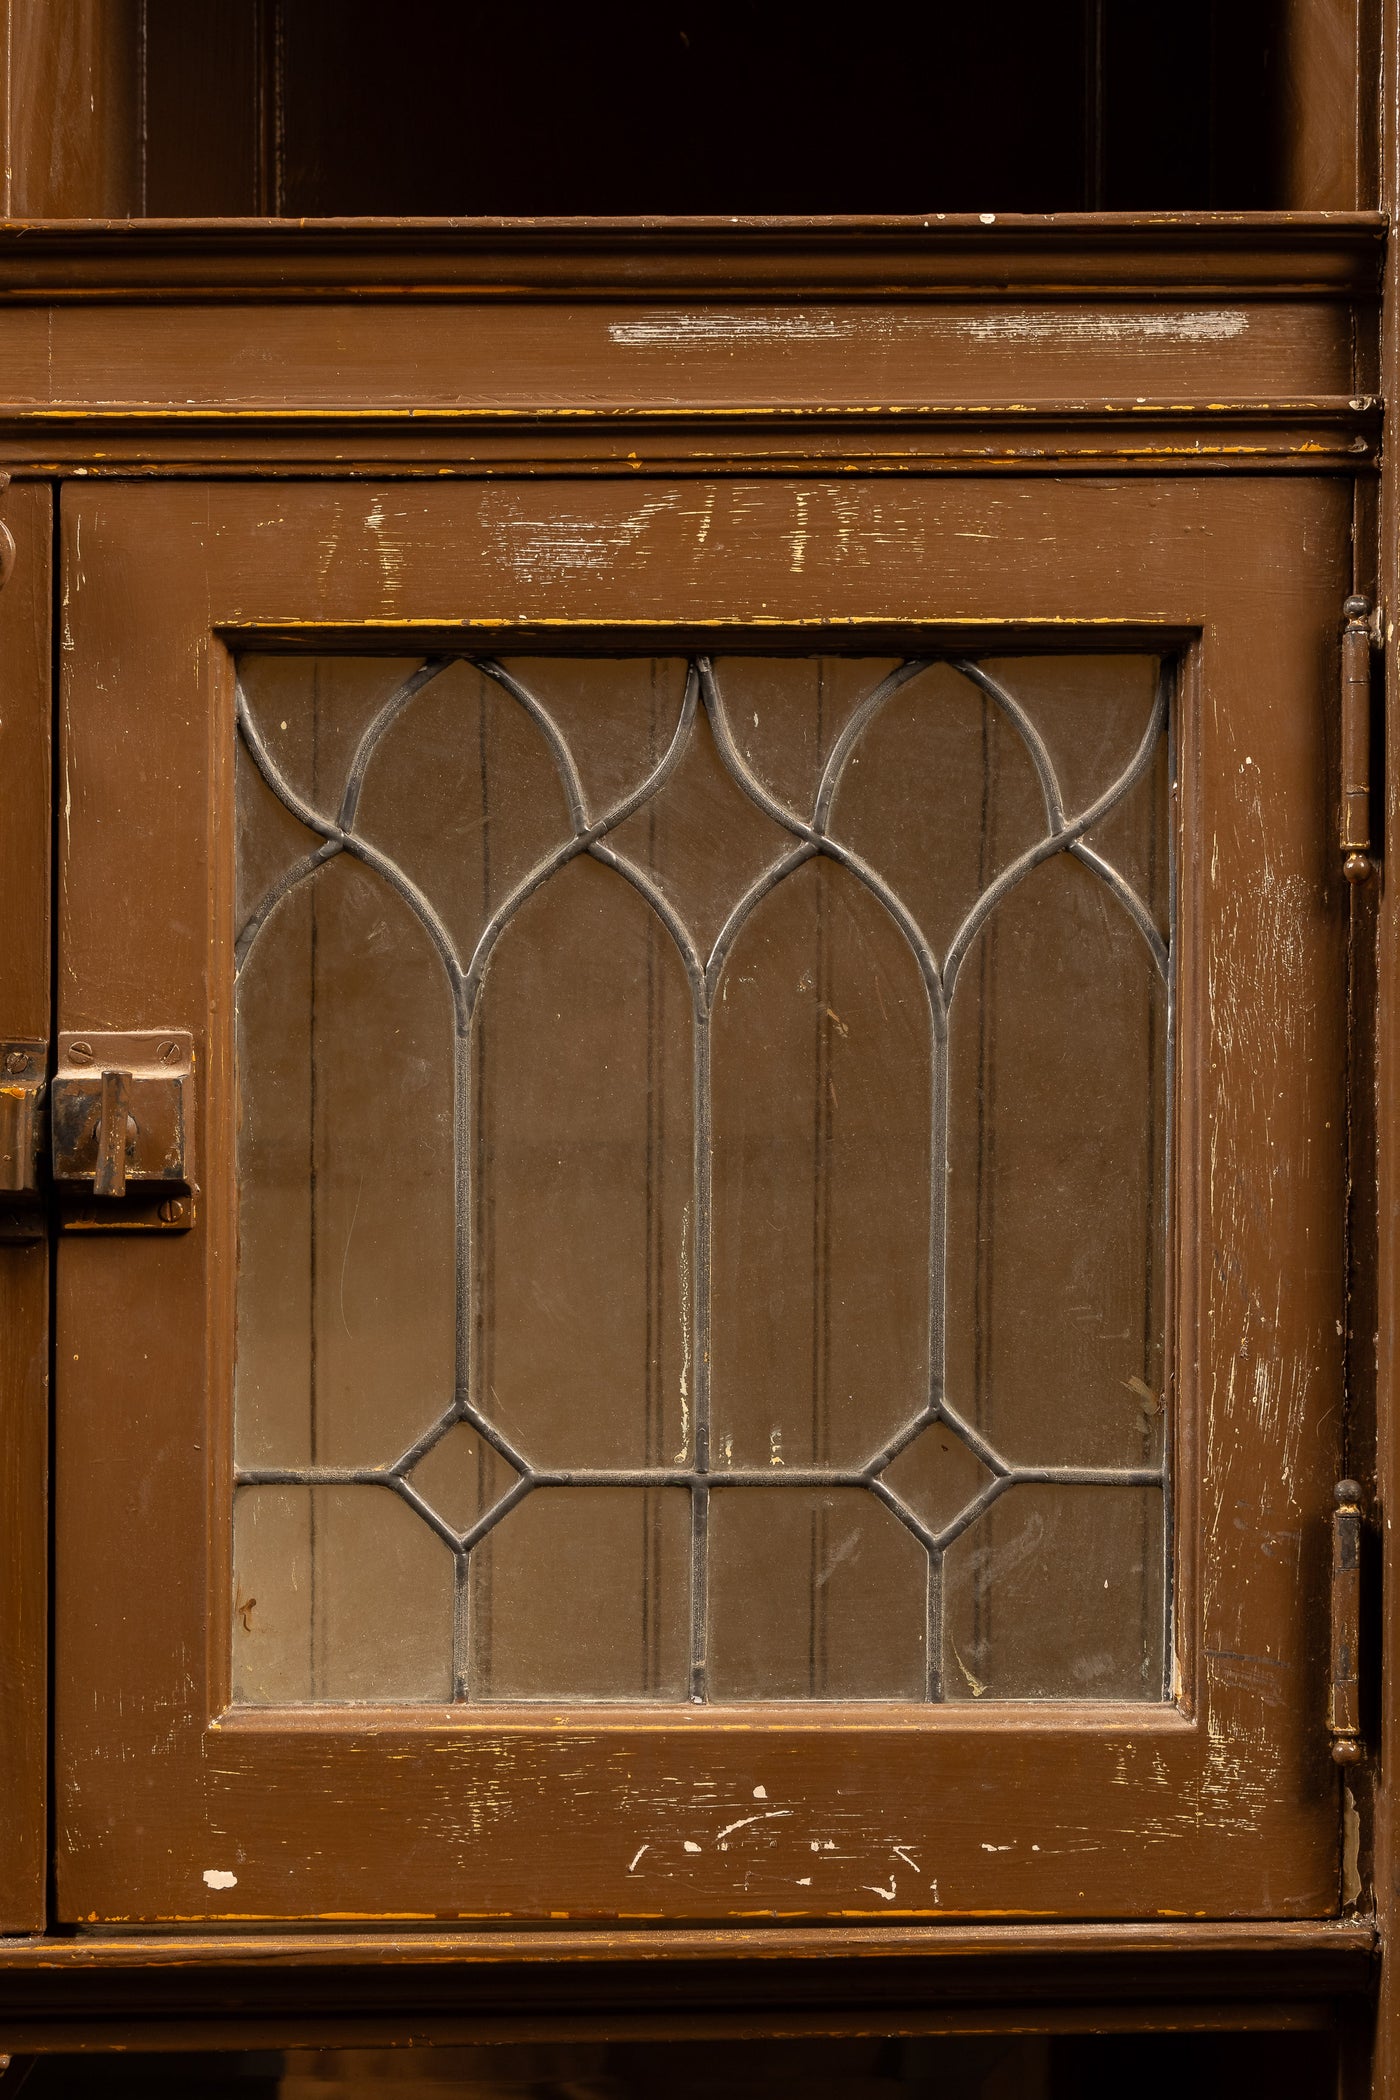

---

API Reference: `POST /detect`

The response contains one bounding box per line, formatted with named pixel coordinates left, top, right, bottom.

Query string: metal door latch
left=49, top=1030, right=195, bottom=1230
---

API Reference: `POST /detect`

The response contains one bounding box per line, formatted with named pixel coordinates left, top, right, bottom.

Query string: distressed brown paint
left=50, top=470, right=1347, bottom=1924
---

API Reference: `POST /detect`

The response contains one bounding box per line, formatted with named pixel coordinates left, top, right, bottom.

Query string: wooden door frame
left=0, top=204, right=1375, bottom=2037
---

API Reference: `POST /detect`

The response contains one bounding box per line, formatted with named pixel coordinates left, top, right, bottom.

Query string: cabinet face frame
left=52, top=472, right=1348, bottom=1927
left=0, top=479, right=51, bottom=1935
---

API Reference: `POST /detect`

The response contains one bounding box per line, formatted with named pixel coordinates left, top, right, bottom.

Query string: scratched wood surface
left=0, top=291, right=1356, bottom=411
left=0, top=219, right=1374, bottom=477
left=53, top=473, right=1348, bottom=1923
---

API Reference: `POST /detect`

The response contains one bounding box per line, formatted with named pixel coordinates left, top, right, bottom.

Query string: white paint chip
left=752, top=1785, right=767, bottom=1799
left=607, top=307, right=1244, bottom=349
left=683, top=1840, right=702, bottom=1853
left=978, top=212, right=996, bottom=224
left=202, top=1869, right=238, bottom=1890
left=716, top=1809, right=793, bottom=1849
left=628, top=1845, right=649, bottom=1873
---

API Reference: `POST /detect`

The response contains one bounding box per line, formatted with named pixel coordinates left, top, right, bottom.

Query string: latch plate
left=0, top=1039, right=47, bottom=1241
left=51, top=1030, right=195, bottom=1230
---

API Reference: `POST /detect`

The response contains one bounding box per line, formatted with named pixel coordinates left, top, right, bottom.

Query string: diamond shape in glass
left=406, top=1418, right=522, bottom=1539
left=879, top=1418, right=996, bottom=1539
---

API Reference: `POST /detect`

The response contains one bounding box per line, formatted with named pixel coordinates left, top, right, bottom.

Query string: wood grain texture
left=1278, top=0, right=1376, bottom=209
left=1, top=0, right=141, bottom=218
left=0, top=479, right=49, bottom=1934
left=53, top=474, right=1349, bottom=1926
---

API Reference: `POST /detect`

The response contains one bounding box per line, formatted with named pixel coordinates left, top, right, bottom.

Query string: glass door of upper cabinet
left=55, top=476, right=1347, bottom=1923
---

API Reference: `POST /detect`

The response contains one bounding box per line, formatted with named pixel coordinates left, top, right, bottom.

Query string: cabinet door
left=55, top=476, right=1346, bottom=1923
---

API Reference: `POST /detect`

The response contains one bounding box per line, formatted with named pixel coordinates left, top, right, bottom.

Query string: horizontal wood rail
left=0, top=1923, right=1377, bottom=2050
left=0, top=399, right=1378, bottom=477
left=0, top=214, right=1382, bottom=299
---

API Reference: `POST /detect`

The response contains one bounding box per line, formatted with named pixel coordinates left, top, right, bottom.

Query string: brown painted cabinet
left=0, top=2, right=1397, bottom=2073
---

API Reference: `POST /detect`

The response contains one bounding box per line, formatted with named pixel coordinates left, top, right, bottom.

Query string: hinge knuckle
left=1341, top=596, right=1376, bottom=883
left=1329, top=1478, right=1364, bottom=1765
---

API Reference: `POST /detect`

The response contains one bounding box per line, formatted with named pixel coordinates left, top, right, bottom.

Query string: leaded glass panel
left=231, top=651, right=1171, bottom=1705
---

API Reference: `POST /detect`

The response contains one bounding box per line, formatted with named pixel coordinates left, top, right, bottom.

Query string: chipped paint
left=1342, top=1787, right=1362, bottom=1906
left=715, top=1809, right=793, bottom=1849
left=607, top=308, right=1248, bottom=349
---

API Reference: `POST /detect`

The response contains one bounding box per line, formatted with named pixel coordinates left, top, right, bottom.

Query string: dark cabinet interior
left=147, top=0, right=1286, bottom=217
left=26, top=0, right=1364, bottom=221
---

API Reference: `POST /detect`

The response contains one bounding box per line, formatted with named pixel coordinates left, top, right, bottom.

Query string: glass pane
left=233, top=649, right=1171, bottom=1705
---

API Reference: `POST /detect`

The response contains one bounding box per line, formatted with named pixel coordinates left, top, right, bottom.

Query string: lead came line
left=234, top=654, right=1172, bottom=1704
left=690, top=1004, right=713, bottom=1703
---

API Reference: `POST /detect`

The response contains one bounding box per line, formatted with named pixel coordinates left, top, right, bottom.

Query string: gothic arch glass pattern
left=232, top=650, right=1172, bottom=1706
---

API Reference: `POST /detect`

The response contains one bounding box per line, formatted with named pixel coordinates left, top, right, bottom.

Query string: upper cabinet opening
left=1, top=0, right=1376, bottom=221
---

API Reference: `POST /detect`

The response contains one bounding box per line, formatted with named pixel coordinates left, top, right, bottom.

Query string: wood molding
left=0, top=1922, right=1377, bottom=2050
left=0, top=219, right=1370, bottom=477
left=0, top=399, right=1378, bottom=477
left=0, top=214, right=1381, bottom=300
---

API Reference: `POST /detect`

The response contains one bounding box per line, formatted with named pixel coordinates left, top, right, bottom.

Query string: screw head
left=68, top=1041, right=93, bottom=1064
left=4, top=1050, right=30, bottom=1075
left=159, top=1197, right=186, bottom=1225
left=158, top=1041, right=181, bottom=1065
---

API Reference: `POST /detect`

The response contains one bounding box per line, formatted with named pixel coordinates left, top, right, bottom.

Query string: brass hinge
left=0, top=1030, right=196, bottom=1236
left=1329, top=1479, right=1364, bottom=1765
left=1341, top=594, right=1383, bottom=883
